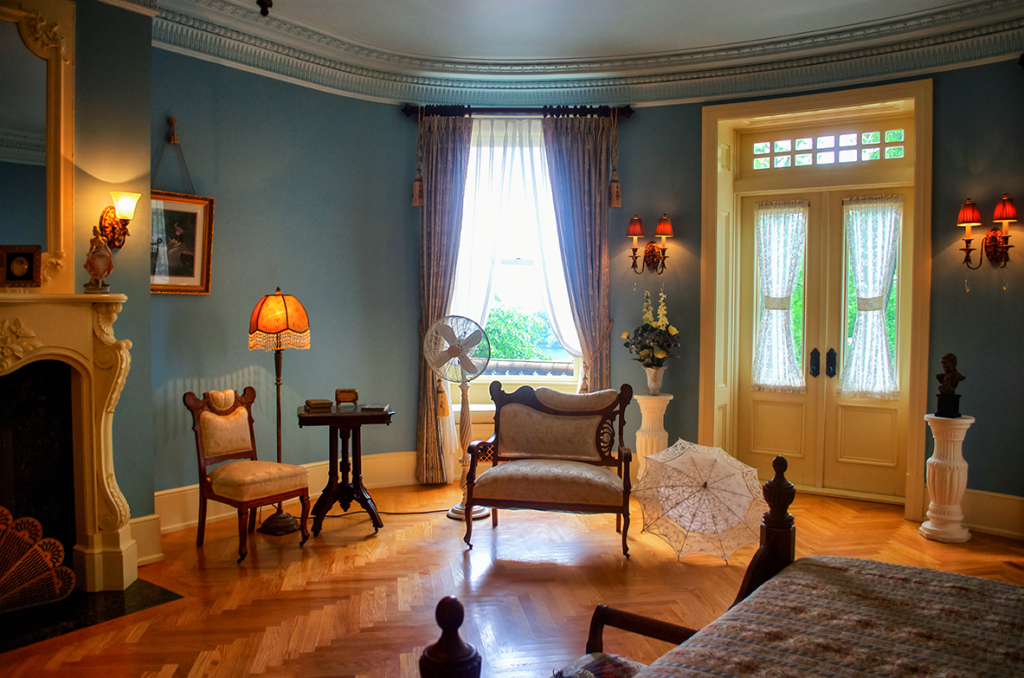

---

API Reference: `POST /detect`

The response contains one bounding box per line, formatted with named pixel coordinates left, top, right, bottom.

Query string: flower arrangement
left=622, top=291, right=680, bottom=368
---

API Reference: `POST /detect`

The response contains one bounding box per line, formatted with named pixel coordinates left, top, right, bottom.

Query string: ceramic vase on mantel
left=644, top=366, right=665, bottom=395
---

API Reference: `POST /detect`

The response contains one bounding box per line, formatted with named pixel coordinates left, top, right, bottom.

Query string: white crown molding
left=0, top=128, right=46, bottom=165
left=152, top=0, right=1024, bottom=105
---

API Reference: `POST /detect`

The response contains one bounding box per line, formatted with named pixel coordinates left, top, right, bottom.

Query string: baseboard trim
left=130, top=513, right=165, bottom=565
left=154, top=450, right=419, bottom=534
left=961, top=488, right=1024, bottom=540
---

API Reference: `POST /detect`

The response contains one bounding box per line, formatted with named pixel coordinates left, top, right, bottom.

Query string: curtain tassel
left=412, top=168, right=424, bottom=206
left=436, top=381, right=449, bottom=417
left=609, top=169, right=621, bottom=208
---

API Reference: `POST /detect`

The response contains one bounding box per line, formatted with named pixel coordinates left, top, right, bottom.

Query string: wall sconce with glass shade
left=628, top=213, right=673, bottom=274
left=958, top=194, right=1015, bottom=270
left=98, top=191, right=142, bottom=249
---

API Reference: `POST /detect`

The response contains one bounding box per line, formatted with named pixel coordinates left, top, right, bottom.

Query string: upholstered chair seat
left=184, top=387, right=310, bottom=563
left=208, top=460, right=309, bottom=502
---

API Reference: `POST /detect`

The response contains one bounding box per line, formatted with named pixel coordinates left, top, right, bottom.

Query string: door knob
left=826, top=349, right=837, bottom=378
left=809, top=348, right=820, bottom=377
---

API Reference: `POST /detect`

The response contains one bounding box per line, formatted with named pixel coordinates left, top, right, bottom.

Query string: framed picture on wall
left=150, top=190, right=215, bottom=294
left=0, top=245, right=42, bottom=287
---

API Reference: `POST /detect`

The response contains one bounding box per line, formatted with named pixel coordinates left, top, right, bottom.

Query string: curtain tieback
left=856, top=296, right=885, bottom=311
left=764, top=295, right=791, bottom=310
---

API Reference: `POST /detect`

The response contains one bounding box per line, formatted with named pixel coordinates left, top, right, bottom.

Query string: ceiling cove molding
left=152, top=3, right=1024, bottom=106
left=0, top=128, right=46, bottom=166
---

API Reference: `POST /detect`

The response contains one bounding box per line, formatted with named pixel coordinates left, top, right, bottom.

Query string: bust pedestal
left=920, top=414, right=974, bottom=543
left=633, top=394, right=673, bottom=483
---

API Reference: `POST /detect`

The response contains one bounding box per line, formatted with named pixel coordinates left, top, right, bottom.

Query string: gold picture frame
left=150, top=190, right=215, bottom=294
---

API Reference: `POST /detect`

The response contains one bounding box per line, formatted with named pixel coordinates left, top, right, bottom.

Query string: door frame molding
left=698, top=80, right=933, bottom=521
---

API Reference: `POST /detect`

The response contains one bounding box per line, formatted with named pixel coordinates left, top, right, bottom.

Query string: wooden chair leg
left=237, top=509, right=249, bottom=563
left=248, top=508, right=258, bottom=534
left=299, top=494, right=310, bottom=546
left=616, top=513, right=622, bottom=533
left=491, top=508, right=498, bottom=526
left=621, top=509, right=630, bottom=558
left=196, top=496, right=207, bottom=547
left=464, top=502, right=474, bottom=548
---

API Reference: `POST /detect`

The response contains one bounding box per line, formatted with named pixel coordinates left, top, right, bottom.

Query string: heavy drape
left=416, top=116, right=473, bottom=484
left=542, top=116, right=612, bottom=392
left=836, top=195, right=902, bottom=399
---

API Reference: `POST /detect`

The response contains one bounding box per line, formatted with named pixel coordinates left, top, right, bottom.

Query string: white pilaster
left=920, top=414, right=974, bottom=543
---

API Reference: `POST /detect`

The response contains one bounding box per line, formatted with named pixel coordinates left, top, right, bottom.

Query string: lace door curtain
left=751, top=201, right=808, bottom=392
left=835, top=195, right=902, bottom=399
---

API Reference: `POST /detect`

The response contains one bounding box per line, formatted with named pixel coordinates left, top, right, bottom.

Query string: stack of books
left=304, top=399, right=333, bottom=413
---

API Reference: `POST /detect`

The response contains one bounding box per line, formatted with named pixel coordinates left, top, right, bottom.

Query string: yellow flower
left=654, top=349, right=668, bottom=359
left=639, top=348, right=651, bottom=358
left=621, top=331, right=629, bottom=339
left=668, top=325, right=678, bottom=335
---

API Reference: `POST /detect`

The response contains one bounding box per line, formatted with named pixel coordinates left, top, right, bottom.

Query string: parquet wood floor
left=5, top=486, right=1023, bottom=678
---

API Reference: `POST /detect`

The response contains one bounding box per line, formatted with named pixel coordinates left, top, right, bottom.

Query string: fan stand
left=446, top=378, right=489, bottom=521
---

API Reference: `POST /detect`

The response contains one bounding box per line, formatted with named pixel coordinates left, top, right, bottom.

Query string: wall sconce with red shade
left=98, top=191, right=142, bottom=249
left=628, top=213, right=673, bottom=274
left=958, top=194, right=1015, bottom=269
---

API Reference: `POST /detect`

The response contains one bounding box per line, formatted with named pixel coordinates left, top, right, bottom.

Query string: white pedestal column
left=633, top=394, right=673, bottom=484
left=920, top=414, right=974, bottom=543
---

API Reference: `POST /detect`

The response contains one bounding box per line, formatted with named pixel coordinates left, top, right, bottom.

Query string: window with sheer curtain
left=835, top=195, right=902, bottom=399
left=751, top=201, right=808, bottom=392
left=449, top=118, right=581, bottom=375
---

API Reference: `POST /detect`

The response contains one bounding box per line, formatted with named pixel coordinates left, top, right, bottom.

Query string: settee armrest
left=467, top=435, right=496, bottom=462
left=585, top=604, right=698, bottom=654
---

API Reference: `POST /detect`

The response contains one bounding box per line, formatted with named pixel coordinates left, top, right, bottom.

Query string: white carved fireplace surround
left=0, top=294, right=137, bottom=591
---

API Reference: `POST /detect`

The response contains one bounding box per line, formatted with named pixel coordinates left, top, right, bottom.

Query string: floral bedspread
left=637, top=556, right=1024, bottom=678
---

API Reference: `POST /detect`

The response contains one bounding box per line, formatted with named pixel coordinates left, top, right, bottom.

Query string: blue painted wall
left=611, top=104, right=703, bottom=449
left=149, top=50, right=420, bottom=492
left=74, top=0, right=155, bottom=514
left=928, top=59, right=1024, bottom=496
left=0, top=161, right=46, bottom=244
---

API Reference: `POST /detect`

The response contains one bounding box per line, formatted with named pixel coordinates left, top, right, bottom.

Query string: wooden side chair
left=464, top=382, right=634, bottom=556
left=183, top=387, right=310, bottom=563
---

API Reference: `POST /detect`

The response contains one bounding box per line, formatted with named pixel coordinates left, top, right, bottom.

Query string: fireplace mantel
left=0, top=293, right=137, bottom=591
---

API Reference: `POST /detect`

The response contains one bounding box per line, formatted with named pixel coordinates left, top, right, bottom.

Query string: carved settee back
left=489, top=382, right=633, bottom=467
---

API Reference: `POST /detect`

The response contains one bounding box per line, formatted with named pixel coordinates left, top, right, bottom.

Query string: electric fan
left=423, top=315, right=491, bottom=520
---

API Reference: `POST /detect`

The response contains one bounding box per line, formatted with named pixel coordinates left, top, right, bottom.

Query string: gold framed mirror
left=0, top=0, right=74, bottom=293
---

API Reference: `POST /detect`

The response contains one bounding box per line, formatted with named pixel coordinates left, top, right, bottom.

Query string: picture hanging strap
left=152, top=117, right=197, bottom=195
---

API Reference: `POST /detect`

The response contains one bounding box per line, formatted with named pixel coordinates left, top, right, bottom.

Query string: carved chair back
left=183, top=387, right=260, bottom=492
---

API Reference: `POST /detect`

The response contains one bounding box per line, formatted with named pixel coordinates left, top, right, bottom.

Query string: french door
left=736, top=186, right=913, bottom=496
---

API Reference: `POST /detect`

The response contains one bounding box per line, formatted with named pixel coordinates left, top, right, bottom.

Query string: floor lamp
left=249, top=287, right=310, bottom=535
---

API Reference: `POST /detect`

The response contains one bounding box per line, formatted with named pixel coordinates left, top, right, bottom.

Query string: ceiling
left=149, top=0, right=1024, bottom=105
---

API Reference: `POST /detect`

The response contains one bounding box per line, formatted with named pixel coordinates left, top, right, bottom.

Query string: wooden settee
left=421, top=456, right=1024, bottom=678
left=463, top=382, right=634, bottom=556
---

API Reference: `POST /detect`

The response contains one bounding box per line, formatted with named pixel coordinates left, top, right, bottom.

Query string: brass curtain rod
left=401, top=104, right=633, bottom=119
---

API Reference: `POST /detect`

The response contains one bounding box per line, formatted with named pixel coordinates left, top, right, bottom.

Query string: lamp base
left=257, top=505, right=301, bottom=535
left=446, top=503, right=490, bottom=521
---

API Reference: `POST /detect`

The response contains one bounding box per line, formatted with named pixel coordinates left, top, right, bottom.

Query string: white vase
left=644, top=366, right=665, bottom=395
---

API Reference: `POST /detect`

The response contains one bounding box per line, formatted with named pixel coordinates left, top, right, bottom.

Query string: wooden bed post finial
left=763, top=456, right=796, bottom=530
left=419, top=597, right=481, bottom=678
left=732, top=455, right=797, bottom=606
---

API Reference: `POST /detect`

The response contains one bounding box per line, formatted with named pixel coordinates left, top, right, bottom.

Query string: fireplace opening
left=0, top=359, right=76, bottom=558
